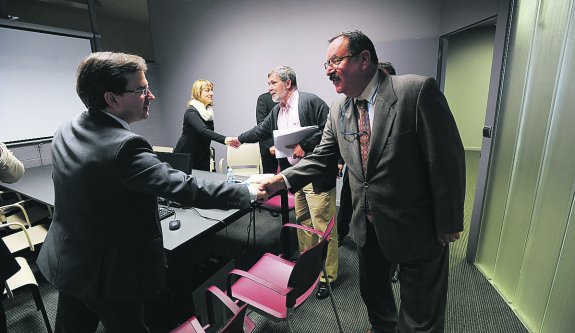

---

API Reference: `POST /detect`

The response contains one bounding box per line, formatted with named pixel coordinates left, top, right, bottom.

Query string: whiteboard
left=0, top=26, right=92, bottom=144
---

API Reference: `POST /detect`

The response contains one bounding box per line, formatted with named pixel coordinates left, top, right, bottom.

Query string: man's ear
left=360, top=50, right=370, bottom=65
left=104, top=91, right=118, bottom=109
left=285, top=79, right=292, bottom=89
left=359, top=50, right=372, bottom=69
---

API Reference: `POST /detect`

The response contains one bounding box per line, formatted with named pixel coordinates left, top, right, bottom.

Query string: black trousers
left=261, top=154, right=279, bottom=174
left=337, top=168, right=352, bottom=241
left=358, top=222, right=449, bottom=333
left=55, top=291, right=149, bottom=333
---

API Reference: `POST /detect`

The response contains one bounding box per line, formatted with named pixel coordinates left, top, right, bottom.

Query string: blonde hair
left=188, top=79, right=214, bottom=106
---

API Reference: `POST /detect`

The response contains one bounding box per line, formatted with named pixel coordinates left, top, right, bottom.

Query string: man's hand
left=225, top=137, right=241, bottom=148
left=437, top=232, right=461, bottom=246
left=269, top=146, right=276, bottom=156
left=249, top=184, right=268, bottom=202
left=292, top=144, right=305, bottom=159
left=258, top=174, right=286, bottom=197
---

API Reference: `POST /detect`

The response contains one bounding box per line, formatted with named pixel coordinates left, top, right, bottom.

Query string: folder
left=273, top=126, right=319, bottom=158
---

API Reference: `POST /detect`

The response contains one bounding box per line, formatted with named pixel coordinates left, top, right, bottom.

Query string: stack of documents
left=272, top=125, right=318, bottom=158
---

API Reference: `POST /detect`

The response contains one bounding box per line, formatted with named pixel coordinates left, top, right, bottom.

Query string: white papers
left=273, top=125, right=318, bottom=158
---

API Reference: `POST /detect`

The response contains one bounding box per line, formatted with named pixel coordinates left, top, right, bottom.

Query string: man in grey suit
left=229, top=65, right=339, bottom=300
left=37, top=52, right=266, bottom=333
left=260, top=31, right=465, bottom=332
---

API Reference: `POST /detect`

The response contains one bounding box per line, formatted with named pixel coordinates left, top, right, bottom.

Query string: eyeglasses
left=324, top=54, right=355, bottom=69
left=122, top=86, right=150, bottom=97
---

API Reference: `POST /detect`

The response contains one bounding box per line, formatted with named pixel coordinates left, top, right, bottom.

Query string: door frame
left=436, top=0, right=515, bottom=262
left=465, top=0, right=514, bottom=262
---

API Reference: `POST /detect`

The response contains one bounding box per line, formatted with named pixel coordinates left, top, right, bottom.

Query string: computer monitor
left=156, top=152, right=193, bottom=175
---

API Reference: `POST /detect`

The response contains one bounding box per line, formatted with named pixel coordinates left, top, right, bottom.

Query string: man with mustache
left=229, top=65, right=340, bottom=300
left=259, top=31, right=465, bottom=332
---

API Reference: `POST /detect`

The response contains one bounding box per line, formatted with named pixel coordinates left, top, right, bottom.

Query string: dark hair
left=381, top=61, right=396, bottom=75
left=268, top=65, right=297, bottom=88
left=329, top=30, right=379, bottom=64
left=76, top=52, right=147, bottom=110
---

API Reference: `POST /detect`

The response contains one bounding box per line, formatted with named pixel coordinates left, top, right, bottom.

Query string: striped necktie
left=357, top=99, right=370, bottom=176
left=356, top=99, right=374, bottom=222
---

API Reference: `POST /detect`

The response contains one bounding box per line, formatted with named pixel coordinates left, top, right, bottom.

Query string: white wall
left=148, top=0, right=443, bottom=164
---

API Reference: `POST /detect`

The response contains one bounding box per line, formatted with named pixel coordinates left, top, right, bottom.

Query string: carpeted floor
left=4, top=151, right=529, bottom=332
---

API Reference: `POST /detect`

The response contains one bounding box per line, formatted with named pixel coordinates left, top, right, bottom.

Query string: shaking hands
left=224, top=137, right=241, bottom=148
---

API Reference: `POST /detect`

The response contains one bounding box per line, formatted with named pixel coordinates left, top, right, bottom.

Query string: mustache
left=329, top=73, right=339, bottom=82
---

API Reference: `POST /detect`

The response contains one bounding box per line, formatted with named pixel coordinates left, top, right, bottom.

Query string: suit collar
left=366, top=70, right=398, bottom=177
left=88, top=109, right=129, bottom=130
left=356, top=70, right=380, bottom=104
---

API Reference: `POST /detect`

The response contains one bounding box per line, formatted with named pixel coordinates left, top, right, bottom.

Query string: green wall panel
left=444, top=27, right=495, bottom=150
left=475, top=0, right=538, bottom=279
left=476, top=0, right=575, bottom=331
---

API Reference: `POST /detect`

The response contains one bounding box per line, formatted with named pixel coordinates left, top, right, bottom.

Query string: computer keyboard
left=158, top=206, right=176, bottom=220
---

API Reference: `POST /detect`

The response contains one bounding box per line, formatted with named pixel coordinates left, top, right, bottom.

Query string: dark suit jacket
left=255, top=92, right=278, bottom=157
left=38, top=110, right=251, bottom=302
left=239, top=91, right=337, bottom=193
left=174, top=106, right=226, bottom=171
left=282, top=70, right=465, bottom=262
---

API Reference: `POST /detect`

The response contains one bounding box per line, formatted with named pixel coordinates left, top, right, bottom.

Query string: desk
left=0, top=166, right=251, bottom=251
left=0, top=164, right=54, bottom=206
left=161, top=170, right=251, bottom=251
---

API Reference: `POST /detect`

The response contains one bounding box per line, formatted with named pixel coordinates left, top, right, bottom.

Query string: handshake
left=224, top=137, right=241, bottom=148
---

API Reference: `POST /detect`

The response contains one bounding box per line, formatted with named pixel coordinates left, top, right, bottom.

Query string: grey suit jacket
left=283, top=70, right=465, bottom=262
left=38, top=109, right=251, bottom=301
left=239, top=91, right=337, bottom=193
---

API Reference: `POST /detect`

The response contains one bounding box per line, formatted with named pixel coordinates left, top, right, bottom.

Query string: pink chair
left=226, top=217, right=344, bottom=333
left=259, top=190, right=295, bottom=226
left=171, top=286, right=255, bottom=333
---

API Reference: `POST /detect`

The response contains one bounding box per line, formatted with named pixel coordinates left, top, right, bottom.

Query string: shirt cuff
left=247, top=185, right=257, bottom=202
left=279, top=173, right=291, bottom=189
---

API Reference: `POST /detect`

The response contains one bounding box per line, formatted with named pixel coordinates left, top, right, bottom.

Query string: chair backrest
left=220, top=143, right=262, bottom=177
left=280, top=216, right=335, bottom=307
left=285, top=235, right=326, bottom=308
left=172, top=286, right=252, bottom=333
left=205, top=285, right=252, bottom=333
left=322, top=216, right=336, bottom=242
left=157, top=152, right=193, bottom=174
left=170, top=317, right=205, bottom=333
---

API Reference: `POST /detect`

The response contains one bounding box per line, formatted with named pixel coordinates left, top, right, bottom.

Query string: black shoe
left=316, top=281, right=335, bottom=299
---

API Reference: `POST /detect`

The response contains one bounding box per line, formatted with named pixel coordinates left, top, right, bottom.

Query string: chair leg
left=251, top=210, right=256, bottom=249
left=323, top=265, right=344, bottom=333
left=286, top=308, right=295, bottom=333
left=30, top=285, right=53, bottom=333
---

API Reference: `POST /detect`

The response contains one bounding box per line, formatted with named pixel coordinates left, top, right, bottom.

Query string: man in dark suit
left=36, top=52, right=266, bottom=333
left=255, top=92, right=278, bottom=174
left=229, top=65, right=339, bottom=300
left=260, top=31, right=465, bottom=332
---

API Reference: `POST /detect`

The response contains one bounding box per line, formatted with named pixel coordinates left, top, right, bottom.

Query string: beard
left=271, top=88, right=287, bottom=103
